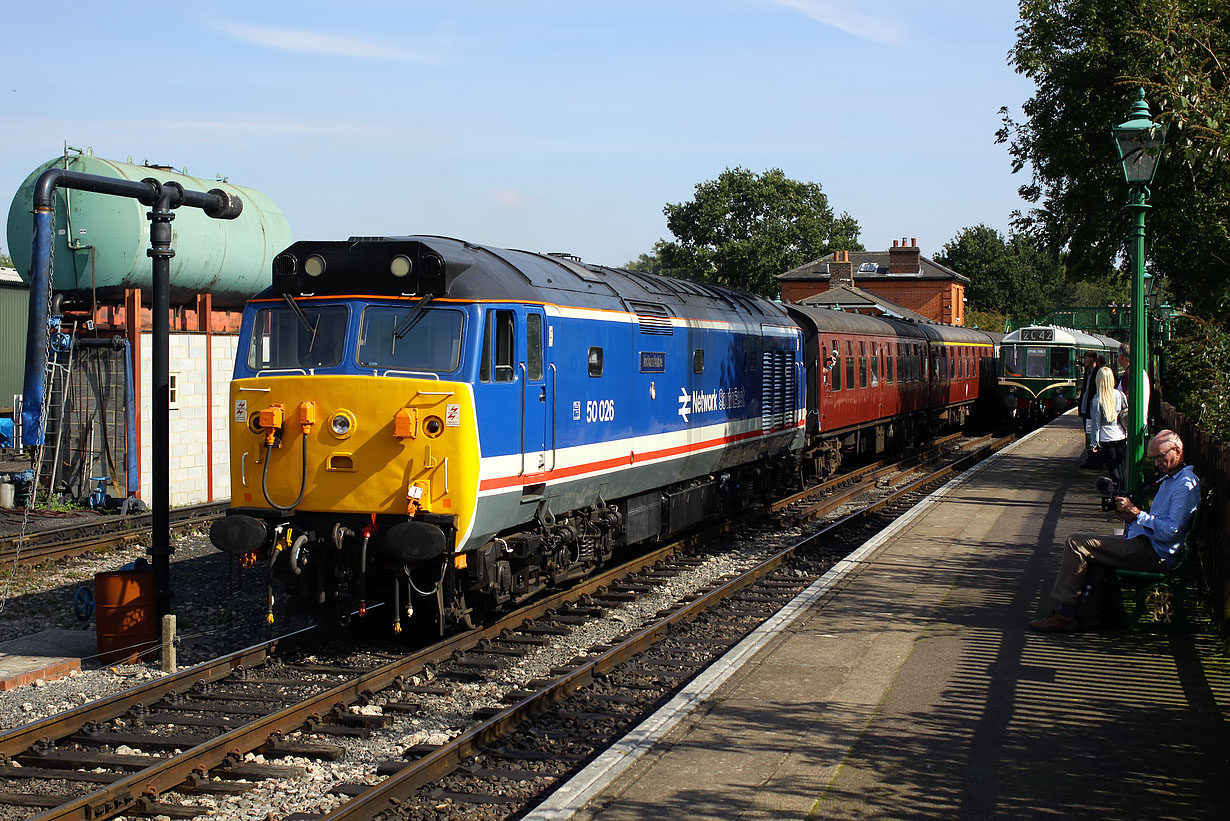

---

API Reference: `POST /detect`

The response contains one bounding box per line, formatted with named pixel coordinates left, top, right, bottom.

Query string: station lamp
left=1111, top=88, right=1166, bottom=487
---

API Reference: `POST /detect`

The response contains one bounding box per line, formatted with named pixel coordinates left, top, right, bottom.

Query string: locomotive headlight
left=304, top=254, right=327, bottom=278
left=390, top=255, right=413, bottom=278
left=330, top=410, right=355, bottom=438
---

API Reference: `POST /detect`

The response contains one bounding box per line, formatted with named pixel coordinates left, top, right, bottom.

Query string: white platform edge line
left=523, top=423, right=1055, bottom=820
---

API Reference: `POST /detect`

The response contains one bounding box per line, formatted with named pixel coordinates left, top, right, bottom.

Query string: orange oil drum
left=94, top=570, right=159, bottom=665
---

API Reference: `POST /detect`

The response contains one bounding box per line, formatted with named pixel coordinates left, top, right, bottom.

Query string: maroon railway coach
left=785, top=305, right=998, bottom=478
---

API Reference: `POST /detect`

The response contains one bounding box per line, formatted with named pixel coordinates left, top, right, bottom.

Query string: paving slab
left=535, top=415, right=1230, bottom=820
left=0, top=629, right=96, bottom=689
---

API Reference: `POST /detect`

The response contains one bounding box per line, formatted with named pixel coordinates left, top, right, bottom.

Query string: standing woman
left=1090, top=366, right=1128, bottom=491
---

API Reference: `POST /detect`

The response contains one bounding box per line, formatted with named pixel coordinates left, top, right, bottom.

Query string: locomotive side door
left=520, top=308, right=549, bottom=479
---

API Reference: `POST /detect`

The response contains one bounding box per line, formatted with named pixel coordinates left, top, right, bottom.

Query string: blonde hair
left=1096, top=366, right=1118, bottom=421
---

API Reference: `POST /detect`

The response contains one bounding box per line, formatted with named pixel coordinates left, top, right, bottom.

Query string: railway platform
left=531, top=413, right=1230, bottom=820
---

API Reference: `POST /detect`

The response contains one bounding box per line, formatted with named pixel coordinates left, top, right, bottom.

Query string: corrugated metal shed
left=0, top=266, right=28, bottom=407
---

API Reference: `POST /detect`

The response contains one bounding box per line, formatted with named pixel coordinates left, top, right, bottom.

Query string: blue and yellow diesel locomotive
left=998, top=325, right=1119, bottom=420
left=210, top=236, right=806, bottom=631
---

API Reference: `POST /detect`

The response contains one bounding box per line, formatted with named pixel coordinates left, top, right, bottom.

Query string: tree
left=933, top=224, right=1065, bottom=320
left=1000, top=0, right=1230, bottom=318
left=654, top=167, right=862, bottom=297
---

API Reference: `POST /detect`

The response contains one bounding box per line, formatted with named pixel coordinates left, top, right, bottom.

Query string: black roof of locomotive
left=262, top=235, right=796, bottom=328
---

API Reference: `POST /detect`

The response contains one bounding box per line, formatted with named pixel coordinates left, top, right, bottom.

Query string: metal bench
left=1115, top=491, right=1207, bottom=624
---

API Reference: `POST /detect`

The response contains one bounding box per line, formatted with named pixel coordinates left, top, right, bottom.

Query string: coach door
left=520, top=309, right=550, bottom=480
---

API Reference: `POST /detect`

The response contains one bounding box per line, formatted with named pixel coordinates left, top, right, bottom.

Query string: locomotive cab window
left=588, top=346, right=604, bottom=377
left=526, top=313, right=543, bottom=381
left=357, top=305, right=464, bottom=373
left=1050, top=348, right=1070, bottom=378
left=480, top=309, right=516, bottom=382
left=248, top=304, right=349, bottom=371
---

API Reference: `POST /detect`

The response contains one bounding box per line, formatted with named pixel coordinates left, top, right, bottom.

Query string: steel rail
left=6, top=434, right=1009, bottom=819
left=0, top=501, right=228, bottom=567
left=314, top=434, right=1016, bottom=819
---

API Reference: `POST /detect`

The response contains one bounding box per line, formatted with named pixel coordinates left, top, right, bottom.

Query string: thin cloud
left=488, top=190, right=533, bottom=208
left=768, top=0, right=905, bottom=45
left=213, top=20, right=441, bottom=63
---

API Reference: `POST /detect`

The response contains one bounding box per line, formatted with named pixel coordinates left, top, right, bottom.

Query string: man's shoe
left=1029, top=612, right=1077, bottom=632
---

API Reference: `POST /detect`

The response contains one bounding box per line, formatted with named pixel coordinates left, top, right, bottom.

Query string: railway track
left=0, top=501, right=228, bottom=568
left=0, top=433, right=1012, bottom=820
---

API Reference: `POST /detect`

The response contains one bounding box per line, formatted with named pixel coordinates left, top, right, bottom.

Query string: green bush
left=1164, top=315, right=1230, bottom=441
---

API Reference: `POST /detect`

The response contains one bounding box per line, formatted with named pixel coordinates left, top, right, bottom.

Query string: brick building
left=778, top=239, right=968, bottom=325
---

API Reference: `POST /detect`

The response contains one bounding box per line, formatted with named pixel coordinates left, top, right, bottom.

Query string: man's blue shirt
left=1126, top=465, right=1200, bottom=567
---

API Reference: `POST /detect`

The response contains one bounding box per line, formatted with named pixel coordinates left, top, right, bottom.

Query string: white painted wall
left=137, top=332, right=239, bottom=505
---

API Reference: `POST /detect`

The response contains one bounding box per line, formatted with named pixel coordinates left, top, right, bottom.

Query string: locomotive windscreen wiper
left=393, top=294, right=434, bottom=339
left=283, top=294, right=320, bottom=352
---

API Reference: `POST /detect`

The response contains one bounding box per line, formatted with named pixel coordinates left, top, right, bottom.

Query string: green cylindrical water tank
left=6, top=149, right=291, bottom=308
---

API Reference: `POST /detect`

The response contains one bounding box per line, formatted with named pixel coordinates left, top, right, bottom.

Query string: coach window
left=480, top=309, right=516, bottom=382
left=869, top=342, right=879, bottom=386
left=845, top=341, right=855, bottom=389
left=886, top=346, right=894, bottom=383
left=588, top=346, right=604, bottom=377
left=830, top=338, right=842, bottom=390
left=859, top=342, right=868, bottom=388
left=693, top=348, right=704, bottom=374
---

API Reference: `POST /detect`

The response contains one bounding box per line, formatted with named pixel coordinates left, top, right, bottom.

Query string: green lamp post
left=1111, top=88, right=1166, bottom=488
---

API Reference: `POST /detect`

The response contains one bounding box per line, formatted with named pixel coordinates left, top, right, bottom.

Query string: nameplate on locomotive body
left=640, top=352, right=666, bottom=373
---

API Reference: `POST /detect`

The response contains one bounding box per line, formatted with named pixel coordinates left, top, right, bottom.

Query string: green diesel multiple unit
left=998, top=325, right=1120, bottom=420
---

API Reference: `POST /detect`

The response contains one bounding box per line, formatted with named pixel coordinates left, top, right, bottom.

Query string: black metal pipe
left=147, top=179, right=176, bottom=617
left=23, top=168, right=241, bottom=618
left=33, top=168, right=158, bottom=209
left=73, top=336, right=126, bottom=349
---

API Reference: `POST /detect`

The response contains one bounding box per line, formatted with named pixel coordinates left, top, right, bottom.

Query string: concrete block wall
left=137, top=332, right=239, bottom=506
left=212, top=336, right=239, bottom=500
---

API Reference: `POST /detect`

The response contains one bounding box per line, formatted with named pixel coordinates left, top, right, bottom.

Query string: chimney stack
left=828, top=250, right=854, bottom=287
left=889, top=236, right=921, bottom=274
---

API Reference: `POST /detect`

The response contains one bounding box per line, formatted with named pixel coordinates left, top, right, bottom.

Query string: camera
left=1095, top=476, right=1118, bottom=511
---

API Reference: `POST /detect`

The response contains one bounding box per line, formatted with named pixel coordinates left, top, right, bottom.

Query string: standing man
left=1077, top=350, right=1100, bottom=465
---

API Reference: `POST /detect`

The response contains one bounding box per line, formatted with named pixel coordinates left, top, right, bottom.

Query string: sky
left=0, top=0, right=1036, bottom=269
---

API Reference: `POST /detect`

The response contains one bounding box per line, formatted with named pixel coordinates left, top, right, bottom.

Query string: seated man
left=1030, top=429, right=1200, bottom=632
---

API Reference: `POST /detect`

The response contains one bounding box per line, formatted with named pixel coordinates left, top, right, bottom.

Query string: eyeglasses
left=1150, top=446, right=1176, bottom=461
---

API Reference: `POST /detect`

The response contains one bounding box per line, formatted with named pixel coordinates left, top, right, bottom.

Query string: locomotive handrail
left=550, top=362, right=558, bottom=472
left=380, top=369, right=441, bottom=379
left=519, top=361, right=527, bottom=477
